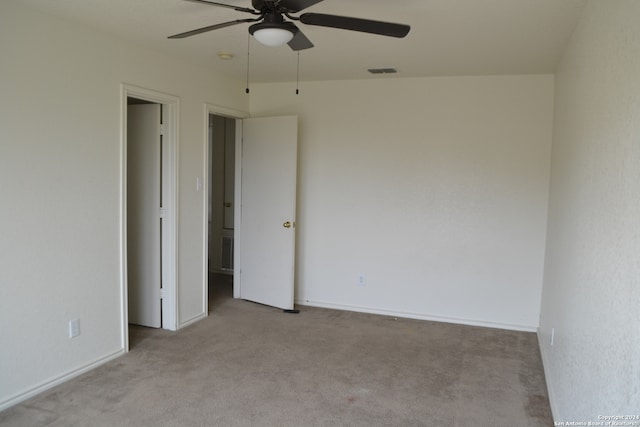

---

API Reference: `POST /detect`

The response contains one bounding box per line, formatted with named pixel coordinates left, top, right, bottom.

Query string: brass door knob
left=283, top=221, right=292, bottom=228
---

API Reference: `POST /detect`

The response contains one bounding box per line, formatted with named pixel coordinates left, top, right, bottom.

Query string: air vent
left=368, top=67, right=398, bottom=74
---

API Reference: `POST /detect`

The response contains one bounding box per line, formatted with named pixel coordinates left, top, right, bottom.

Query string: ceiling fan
left=168, top=0, right=411, bottom=50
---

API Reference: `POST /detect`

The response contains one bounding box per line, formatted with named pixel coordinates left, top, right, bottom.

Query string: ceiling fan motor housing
left=249, top=12, right=299, bottom=46
left=248, top=12, right=297, bottom=35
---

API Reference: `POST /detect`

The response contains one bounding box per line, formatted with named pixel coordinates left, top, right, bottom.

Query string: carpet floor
left=0, top=274, right=553, bottom=426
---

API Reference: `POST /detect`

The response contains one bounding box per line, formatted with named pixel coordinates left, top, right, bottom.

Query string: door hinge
left=160, top=288, right=166, bottom=300
left=159, top=124, right=165, bottom=136
left=159, top=207, right=166, bottom=218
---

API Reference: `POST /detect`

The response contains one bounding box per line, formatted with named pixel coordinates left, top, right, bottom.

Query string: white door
left=239, top=116, right=298, bottom=310
left=127, top=104, right=162, bottom=327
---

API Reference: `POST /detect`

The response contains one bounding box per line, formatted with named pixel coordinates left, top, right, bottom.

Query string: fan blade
left=279, top=0, right=325, bottom=13
left=182, top=0, right=257, bottom=14
left=168, top=18, right=259, bottom=39
left=300, top=13, right=410, bottom=38
left=288, top=27, right=314, bottom=51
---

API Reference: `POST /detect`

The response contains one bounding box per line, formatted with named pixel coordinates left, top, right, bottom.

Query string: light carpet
left=0, top=275, right=552, bottom=426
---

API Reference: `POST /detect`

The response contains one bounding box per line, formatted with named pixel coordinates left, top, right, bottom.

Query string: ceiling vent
left=368, top=67, right=398, bottom=74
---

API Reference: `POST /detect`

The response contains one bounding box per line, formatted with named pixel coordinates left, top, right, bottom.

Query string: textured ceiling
left=18, top=0, right=586, bottom=83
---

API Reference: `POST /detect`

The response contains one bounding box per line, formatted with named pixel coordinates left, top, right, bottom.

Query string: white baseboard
left=179, top=312, right=207, bottom=329
left=537, top=329, right=558, bottom=422
left=295, top=298, right=538, bottom=332
left=0, top=349, right=125, bottom=411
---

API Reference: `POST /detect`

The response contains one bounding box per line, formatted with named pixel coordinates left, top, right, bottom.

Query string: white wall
left=250, top=75, right=554, bottom=331
left=539, top=0, right=640, bottom=421
left=0, top=1, right=247, bottom=409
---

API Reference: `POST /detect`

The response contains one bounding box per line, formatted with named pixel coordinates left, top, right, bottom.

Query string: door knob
left=283, top=221, right=292, bottom=228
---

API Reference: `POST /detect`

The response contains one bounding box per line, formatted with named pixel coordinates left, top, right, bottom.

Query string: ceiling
left=20, top=0, right=586, bottom=83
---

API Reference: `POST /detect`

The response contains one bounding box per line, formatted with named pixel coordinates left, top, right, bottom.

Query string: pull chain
left=245, top=34, right=250, bottom=94
left=296, top=52, right=300, bottom=95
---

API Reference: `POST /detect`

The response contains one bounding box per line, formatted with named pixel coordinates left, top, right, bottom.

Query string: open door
left=127, top=104, right=162, bottom=328
left=238, top=116, right=298, bottom=310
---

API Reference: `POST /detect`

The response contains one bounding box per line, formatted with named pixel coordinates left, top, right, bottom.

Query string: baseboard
left=295, top=298, right=538, bottom=332
left=179, top=312, right=207, bottom=329
left=537, top=329, right=558, bottom=422
left=0, top=349, right=125, bottom=411
left=209, top=268, right=233, bottom=276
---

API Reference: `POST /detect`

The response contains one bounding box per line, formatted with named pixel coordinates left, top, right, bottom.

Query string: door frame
left=203, top=104, right=248, bottom=313
left=120, top=84, right=179, bottom=350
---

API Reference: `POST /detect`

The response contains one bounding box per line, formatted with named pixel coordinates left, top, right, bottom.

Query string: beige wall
left=539, top=0, right=640, bottom=421
left=9, top=0, right=637, bottom=419
left=0, top=1, right=247, bottom=408
left=250, top=75, right=554, bottom=330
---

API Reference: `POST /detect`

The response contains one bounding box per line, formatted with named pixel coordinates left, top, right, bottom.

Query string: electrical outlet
left=69, top=319, right=80, bottom=338
left=358, top=274, right=366, bottom=287
left=550, top=327, right=555, bottom=346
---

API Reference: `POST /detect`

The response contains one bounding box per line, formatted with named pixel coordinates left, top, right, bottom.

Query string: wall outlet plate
left=69, top=319, right=80, bottom=338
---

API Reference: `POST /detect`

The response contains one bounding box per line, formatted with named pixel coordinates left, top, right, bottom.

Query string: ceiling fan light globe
left=253, top=28, right=294, bottom=46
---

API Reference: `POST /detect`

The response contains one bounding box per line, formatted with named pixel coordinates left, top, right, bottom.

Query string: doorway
left=127, top=98, right=163, bottom=328
left=208, top=113, right=236, bottom=308
left=203, top=107, right=298, bottom=314
left=121, top=85, right=178, bottom=351
left=204, top=104, right=246, bottom=314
